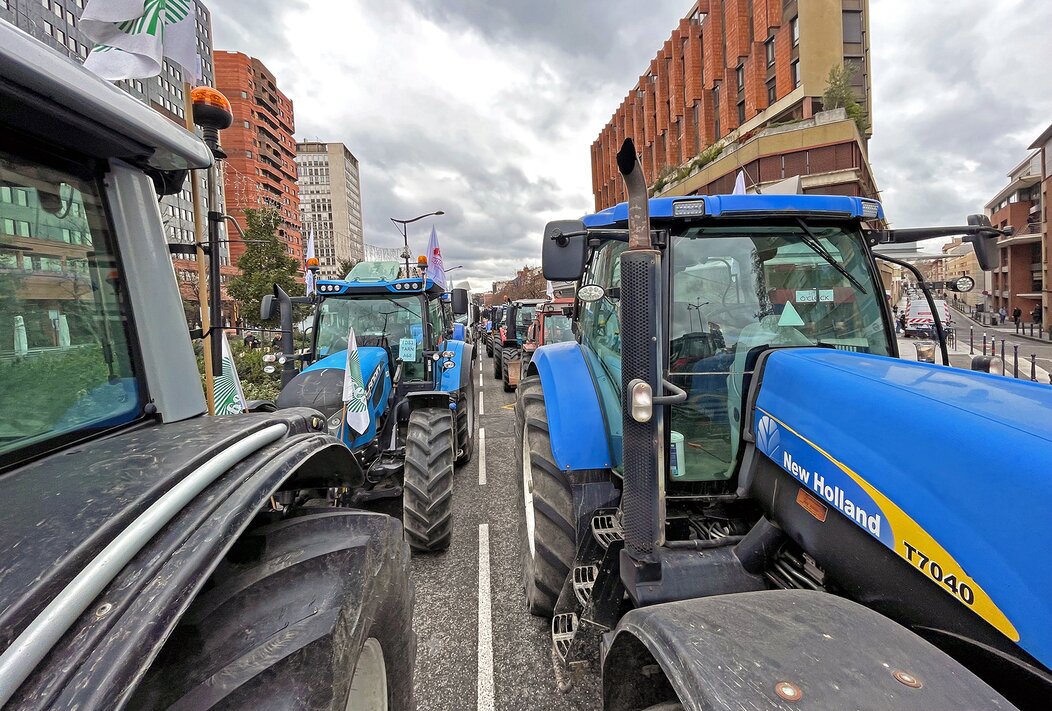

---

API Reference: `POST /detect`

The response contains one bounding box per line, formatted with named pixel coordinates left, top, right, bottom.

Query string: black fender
left=458, top=343, right=476, bottom=389
left=602, top=590, right=1013, bottom=711
left=6, top=413, right=369, bottom=709
left=405, top=390, right=455, bottom=414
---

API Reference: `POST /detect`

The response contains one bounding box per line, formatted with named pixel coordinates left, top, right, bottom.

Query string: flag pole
left=184, top=81, right=215, bottom=415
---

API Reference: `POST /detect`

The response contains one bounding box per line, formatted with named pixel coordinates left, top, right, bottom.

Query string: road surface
left=407, top=350, right=601, bottom=711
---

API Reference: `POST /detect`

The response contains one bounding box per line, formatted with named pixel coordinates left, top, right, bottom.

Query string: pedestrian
left=999, top=306, right=1007, bottom=325
left=1032, top=305, right=1042, bottom=326
left=898, top=313, right=907, bottom=336
left=1013, top=306, right=1022, bottom=327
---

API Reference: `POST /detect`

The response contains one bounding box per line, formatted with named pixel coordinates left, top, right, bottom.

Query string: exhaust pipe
left=616, top=138, right=665, bottom=563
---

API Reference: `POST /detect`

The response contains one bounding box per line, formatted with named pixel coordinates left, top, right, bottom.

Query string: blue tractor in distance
left=517, top=137, right=1051, bottom=709
left=265, top=261, right=476, bottom=552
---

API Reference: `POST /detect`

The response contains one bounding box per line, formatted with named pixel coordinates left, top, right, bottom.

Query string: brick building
left=215, top=51, right=303, bottom=265
left=985, top=149, right=1045, bottom=322
left=591, top=0, right=874, bottom=210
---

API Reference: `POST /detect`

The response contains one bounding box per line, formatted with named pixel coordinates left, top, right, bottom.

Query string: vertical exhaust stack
left=616, top=138, right=666, bottom=565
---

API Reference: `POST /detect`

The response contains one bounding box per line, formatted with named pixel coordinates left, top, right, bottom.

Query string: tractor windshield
left=315, top=294, right=426, bottom=379
left=668, top=223, right=889, bottom=483
left=542, top=313, right=573, bottom=343
left=515, top=305, right=537, bottom=341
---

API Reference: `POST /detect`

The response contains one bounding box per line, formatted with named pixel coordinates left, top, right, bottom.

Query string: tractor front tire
left=519, top=375, right=576, bottom=617
left=404, top=407, right=455, bottom=552
left=492, top=346, right=503, bottom=379
left=131, top=510, right=415, bottom=710
left=502, top=347, right=519, bottom=392
left=456, top=367, right=476, bottom=465
left=486, top=338, right=493, bottom=358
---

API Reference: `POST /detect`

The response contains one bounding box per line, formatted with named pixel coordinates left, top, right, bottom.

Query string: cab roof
left=582, top=194, right=884, bottom=228
left=0, top=19, right=212, bottom=171
left=316, top=275, right=444, bottom=297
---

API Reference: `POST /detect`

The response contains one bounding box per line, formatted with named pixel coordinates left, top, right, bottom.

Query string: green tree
left=227, top=208, right=302, bottom=325
left=336, top=256, right=359, bottom=279
left=822, top=64, right=868, bottom=135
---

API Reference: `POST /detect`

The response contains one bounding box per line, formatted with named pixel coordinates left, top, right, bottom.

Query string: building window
left=765, top=38, right=775, bottom=67
left=843, top=11, right=863, bottom=44
left=791, top=16, right=800, bottom=46
left=712, top=86, right=721, bottom=140
left=791, top=61, right=800, bottom=88
left=737, top=100, right=745, bottom=125
left=736, top=64, right=745, bottom=91
left=692, top=102, right=700, bottom=152
left=767, top=78, right=777, bottom=105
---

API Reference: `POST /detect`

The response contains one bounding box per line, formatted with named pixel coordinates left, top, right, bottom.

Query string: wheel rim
left=347, top=637, right=388, bottom=710
left=522, top=420, right=536, bottom=558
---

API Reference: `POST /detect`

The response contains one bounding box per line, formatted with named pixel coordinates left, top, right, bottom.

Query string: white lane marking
left=478, top=427, right=487, bottom=485
left=479, top=366, right=484, bottom=388
left=479, top=391, right=485, bottom=416
left=477, top=524, right=494, bottom=711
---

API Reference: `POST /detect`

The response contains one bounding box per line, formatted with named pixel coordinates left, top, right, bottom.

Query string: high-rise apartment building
left=215, top=51, right=302, bottom=265
left=591, top=0, right=874, bottom=210
left=296, top=142, right=365, bottom=278
left=0, top=0, right=230, bottom=323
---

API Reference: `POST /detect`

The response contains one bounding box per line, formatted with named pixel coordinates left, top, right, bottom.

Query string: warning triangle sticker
left=778, top=300, right=805, bottom=327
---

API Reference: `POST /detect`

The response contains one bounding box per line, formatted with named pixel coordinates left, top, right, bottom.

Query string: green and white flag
left=213, top=330, right=247, bottom=416
left=81, top=0, right=201, bottom=82
left=342, top=326, right=370, bottom=435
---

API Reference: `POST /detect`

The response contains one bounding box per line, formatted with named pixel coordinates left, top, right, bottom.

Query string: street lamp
left=391, top=210, right=444, bottom=277
left=444, top=265, right=463, bottom=274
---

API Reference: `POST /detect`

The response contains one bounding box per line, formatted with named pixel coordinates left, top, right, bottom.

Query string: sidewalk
left=897, top=333, right=1051, bottom=383
left=950, top=305, right=1048, bottom=345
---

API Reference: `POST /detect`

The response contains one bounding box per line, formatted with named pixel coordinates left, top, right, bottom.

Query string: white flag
left=425, top=226, right=447, bottom=290
left=305, top=226, right=316, bottom=296
left=733, top=170, right=747, bottom=195
left=342, top=326, right=370, bottom=435
left=213, top=331, right=248, bottom=416
left=81, top=0, right=202, bottom=82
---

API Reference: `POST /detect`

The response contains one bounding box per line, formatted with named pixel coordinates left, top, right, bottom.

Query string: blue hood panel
left=752, top=348, right=1052, bottom=668
left=305, top=346, right=387, bottom=383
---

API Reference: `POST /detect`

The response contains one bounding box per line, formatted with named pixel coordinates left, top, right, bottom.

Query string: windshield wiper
left=794, top=218, right=867, bottom=294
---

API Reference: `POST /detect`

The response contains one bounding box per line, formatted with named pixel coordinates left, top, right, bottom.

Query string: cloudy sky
left=210, top=0, right=1052, bottom=286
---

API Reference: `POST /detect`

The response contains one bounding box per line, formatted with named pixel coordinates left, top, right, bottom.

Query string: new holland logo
left=756, top=415, right=780, bottom=457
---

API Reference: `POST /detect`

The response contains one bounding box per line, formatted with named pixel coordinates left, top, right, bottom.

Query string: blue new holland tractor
left=518, top=137, right=1050, bottom=709
left=266, top=261, right=476, bottom=552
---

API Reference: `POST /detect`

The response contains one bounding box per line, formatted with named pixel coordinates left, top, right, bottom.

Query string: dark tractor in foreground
left=517, top=137, right=1048, bottom=709
left=0, top=23, right=413, bottom=709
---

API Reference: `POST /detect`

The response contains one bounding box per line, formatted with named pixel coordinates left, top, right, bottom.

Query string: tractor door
left=578, top=241, right=629, bottom=469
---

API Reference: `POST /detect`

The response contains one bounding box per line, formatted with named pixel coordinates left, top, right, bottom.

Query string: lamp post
left=444, top=265, right=463, bottom=274
left=391, top=210, right=444, bottom=277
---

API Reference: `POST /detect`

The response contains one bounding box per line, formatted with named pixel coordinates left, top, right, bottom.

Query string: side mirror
left=543, top=219, right=588, bottom=281
left=260, top=293, right=276, bottom=321
left=471, top=304, right=480, bottom=324
left=964, top=214, right=1001, bottom=271
left=451, top=288, right=469, bottom=316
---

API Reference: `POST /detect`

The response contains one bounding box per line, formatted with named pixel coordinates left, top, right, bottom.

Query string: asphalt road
left=408, top=349, right=601, bottom=711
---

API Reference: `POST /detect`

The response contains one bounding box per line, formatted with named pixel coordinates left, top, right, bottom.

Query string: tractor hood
left=277, top=347, right=388, bottom=418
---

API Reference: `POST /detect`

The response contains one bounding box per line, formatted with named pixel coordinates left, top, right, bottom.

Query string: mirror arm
left=867, top=226, right=1007, bottom=245
left=874, top=253, right=950, bottom=366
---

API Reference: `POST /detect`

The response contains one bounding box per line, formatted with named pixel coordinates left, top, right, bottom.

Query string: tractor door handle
left=652, top=378, right=687, bottom=405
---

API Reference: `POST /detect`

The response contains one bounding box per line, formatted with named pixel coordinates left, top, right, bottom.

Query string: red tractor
left=522, top=296, right=575, bottom=372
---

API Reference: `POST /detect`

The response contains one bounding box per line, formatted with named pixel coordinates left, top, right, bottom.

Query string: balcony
left=997, top=221, right=1045, bottom=246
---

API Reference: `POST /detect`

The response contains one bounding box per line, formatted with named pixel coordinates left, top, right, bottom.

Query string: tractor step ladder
left=572, top=565, right=599, bottom=606
left=552, top=612, right=578, bottom=660
left=590, top=508, right=623, bottom=549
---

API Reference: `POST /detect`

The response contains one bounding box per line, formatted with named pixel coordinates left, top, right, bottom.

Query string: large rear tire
left=492, top=344, right=503, bottom=379
left=518, top=375, right=576, bottom=617
left=131, top=510, right=415, bottom=710
left=502, top=347, right=519, bottom=392
left=456, top=366, right=476, bottom=465
left=403, top=407, right=455, bottom=552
